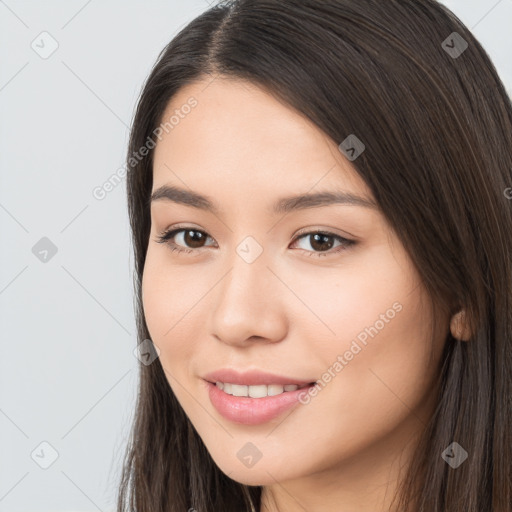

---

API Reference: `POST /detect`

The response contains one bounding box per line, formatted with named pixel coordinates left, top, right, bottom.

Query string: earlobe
left=450, top=309, right=472, bottom=341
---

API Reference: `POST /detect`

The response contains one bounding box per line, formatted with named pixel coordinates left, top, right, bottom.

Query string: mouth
left=204, top=379, right=317, bottom=425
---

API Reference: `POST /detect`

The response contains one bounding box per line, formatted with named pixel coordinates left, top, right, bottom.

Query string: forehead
left=152, top=77, right=373, bottom=205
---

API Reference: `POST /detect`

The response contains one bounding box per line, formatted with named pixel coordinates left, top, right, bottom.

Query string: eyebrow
left=150, top=184, right=378, bottom=215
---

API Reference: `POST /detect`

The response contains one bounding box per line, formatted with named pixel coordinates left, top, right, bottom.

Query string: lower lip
left=205, top=380, right=314, bottom=425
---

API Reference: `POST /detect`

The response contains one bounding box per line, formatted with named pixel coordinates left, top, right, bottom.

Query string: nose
left=209, top=249, right=288, bottom=347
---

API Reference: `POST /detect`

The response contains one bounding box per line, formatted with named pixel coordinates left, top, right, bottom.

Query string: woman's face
left=142, top=76, right=449, bottom=501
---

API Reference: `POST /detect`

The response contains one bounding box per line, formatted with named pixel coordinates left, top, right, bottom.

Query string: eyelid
left=293, top=225, right=356, bottom=240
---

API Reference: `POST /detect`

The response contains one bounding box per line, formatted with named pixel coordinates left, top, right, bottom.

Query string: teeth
left=215, top=381, right=306, bottom=398
left=268, top=384, right=286, bottom=396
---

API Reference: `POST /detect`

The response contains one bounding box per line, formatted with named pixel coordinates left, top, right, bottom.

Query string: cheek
left=288, top=243, right=419, bottom=354
left=141, top=251, right=200, bottom=373
left=296, top=247, right=439, bottom=418
left=142, top=246, right=195, bottom=334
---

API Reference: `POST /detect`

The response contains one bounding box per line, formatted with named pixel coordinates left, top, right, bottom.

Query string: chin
left=222, top=465, right=285, bottom=486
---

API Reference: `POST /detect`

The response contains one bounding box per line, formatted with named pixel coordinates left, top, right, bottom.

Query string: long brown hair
left=117, top=1, right=512, bottom=510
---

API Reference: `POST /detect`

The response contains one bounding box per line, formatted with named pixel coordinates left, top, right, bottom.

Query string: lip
left=204, top=380, right=315, bottom=425
left=202, top=368, right=315, bottom=387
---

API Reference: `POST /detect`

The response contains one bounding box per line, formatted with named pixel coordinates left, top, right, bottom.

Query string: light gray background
left=0, top=1, right=511, bottom=511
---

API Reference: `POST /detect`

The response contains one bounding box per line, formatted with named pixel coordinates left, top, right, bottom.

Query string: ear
left=450, top=309, right=472, bottom=341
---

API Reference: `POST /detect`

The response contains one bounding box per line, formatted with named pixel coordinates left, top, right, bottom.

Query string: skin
left=142, top=76, right=451, bottom=512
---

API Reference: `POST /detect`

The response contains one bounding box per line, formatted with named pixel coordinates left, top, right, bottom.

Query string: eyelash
left=155, top=225, right=356, bottom=258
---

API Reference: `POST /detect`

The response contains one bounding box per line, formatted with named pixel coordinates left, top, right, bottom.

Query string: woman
left=117, top=0, right=512, bottom=510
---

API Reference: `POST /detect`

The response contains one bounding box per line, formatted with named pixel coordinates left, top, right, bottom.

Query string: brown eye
left=179, top=229, right=208, bottom=248
left=291, top=231, right=355, bottom=257
left=155, top=227, right=215, bottom=253
left=306, top=233, right=335, bottom=251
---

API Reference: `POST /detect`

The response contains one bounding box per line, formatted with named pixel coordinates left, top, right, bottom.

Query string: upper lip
left=202, top=368, right=315, bottom=387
